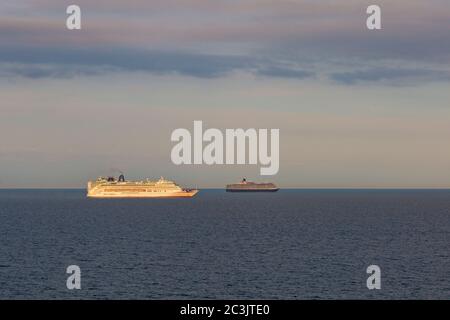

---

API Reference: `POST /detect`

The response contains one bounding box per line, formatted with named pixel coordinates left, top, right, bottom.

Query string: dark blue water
left=0, top=189, right=449, bottom=299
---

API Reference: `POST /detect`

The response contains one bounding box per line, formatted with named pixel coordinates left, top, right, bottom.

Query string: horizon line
left=1, top=187, right=449, bottom=190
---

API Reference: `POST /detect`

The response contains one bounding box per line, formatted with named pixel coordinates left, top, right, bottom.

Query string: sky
left=0, top=0, right=450, bottom=188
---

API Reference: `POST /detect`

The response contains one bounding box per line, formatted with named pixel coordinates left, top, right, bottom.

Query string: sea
left=0, top=189, right=449, bottom=299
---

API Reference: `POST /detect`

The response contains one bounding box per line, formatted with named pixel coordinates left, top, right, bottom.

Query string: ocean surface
left=0, top=189, right=449, bottom=299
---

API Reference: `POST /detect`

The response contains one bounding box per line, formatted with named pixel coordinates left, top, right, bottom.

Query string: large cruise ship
left=87, top=174, right=198, bottom=198
left=226, top=178, right=279, bottom=192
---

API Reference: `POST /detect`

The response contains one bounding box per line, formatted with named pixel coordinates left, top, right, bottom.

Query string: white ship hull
left=87, top=190, right=198, bottom=198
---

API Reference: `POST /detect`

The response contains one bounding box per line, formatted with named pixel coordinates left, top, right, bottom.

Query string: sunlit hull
left=87, top=189, right=199, bottom=198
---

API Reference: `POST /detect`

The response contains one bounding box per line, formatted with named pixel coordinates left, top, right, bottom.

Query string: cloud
left=256, top=67, right=314, bottom=79
left=2, top=1, right=450, bottom=61
left=0, top=46, right=318, bottom=80
left=0, top=46, right=447, bottom=86
left=330, top=67, right=450, bottom=85
left=0, top=47, right=251, bottom=78
left=0, top=0, right=449, bottom=82
left=0, top=63, right=113, bottom=79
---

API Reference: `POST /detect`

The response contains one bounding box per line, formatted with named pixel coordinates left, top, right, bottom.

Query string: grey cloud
left=0, top=47, right=249, bottom=78
left=0, top=48, right=239, bottom=77
left=0, top=47, right=317, bottom=80
left=2, top=1, right=450, bottom=65
left=330, top=67, right=450, bottom=85
left=1, top=0, right=449, bottom=83
left=256, top=67, right=314, bottom=79
left=1, top=46, right=448, bottom=86
left=0, top=64, right=112, bottom=79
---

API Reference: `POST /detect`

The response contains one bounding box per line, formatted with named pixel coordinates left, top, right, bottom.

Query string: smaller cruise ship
left=226, top=178, right=279, bottom=192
